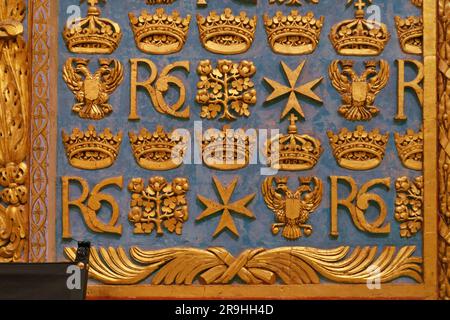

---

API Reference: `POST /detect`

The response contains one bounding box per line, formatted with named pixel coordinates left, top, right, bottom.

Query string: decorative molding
left=438, top=0, right=450, bottom=300
left=0, top=0, right=29, bottom=262
left=29, top=0, right=52, bottom=262
left=65, top=245, right=422, bottom=285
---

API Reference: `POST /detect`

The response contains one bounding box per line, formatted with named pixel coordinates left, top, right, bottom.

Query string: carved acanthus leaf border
left=0, top=0, right=29, bottom=262
left=65, top=246, right=423, bottom=285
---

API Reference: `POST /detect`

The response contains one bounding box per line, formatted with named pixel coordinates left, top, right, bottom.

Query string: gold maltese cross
left=264, top=60, right=323, bottom=120
left=196, top=176, right=256, bottom=238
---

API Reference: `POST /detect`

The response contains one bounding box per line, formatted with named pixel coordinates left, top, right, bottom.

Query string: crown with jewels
left=129, top=126, right=188, bottom=171
left=62, top=0, right=122, bottom=54
left=327, top=126, right=389, bottom=171
left=62, top=126, right=122, bottom=170
left=201, top=126, right=252, bottom=171
left=129, top=8, right=191, bottom=54
left=197, top=8, right=257, bottom=55
left=266, top=116, right=323, bottom=171
left=329, top=1, right=390, bottom=56
left=394, top=16, right=423, bottom=55
left=394, top=128, right=423, bottom=171
left=263, top=10, right=324, bottom=55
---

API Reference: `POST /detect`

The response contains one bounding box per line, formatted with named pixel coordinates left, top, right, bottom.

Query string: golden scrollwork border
left=15, top=0, right=441, bottom=299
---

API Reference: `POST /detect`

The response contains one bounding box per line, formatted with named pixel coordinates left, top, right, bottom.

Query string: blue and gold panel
left=55, top=0, right=429, bottom=297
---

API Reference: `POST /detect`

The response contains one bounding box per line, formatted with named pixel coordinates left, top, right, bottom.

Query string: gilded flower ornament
left=196, top=60, right=257, bottom=121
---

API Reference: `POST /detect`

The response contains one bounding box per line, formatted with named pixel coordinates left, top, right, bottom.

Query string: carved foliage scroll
left=65, top=245, right=422, bottom=285
left=0, top=0, right=29, bottom=262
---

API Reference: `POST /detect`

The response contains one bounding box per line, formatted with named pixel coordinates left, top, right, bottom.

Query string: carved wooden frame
left=0, top=0, right=441, bottom=298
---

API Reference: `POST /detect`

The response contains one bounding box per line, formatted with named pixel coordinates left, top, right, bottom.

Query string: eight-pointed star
left=196, top=176, right=256, bottom=238
left=264, top=60, right=323, bottom=120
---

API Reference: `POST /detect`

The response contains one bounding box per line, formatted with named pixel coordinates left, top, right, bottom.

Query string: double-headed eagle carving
left=262, top=177, right=323, bottom=240
left=63, top=58, right=124, bottom=120
left=329, top=60, right=389, bottom=121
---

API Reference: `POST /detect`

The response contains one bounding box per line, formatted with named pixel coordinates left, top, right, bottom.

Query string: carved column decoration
left=0, top=0, right=29, bottom=262
left=438, top=0, right=450, bottom=300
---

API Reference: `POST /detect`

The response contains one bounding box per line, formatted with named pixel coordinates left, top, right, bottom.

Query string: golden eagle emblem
left=262, top=176, right=323, bottom=240
left=329, top=60, right=389, bottom=121
left=63, top=58, right=124, bottom=120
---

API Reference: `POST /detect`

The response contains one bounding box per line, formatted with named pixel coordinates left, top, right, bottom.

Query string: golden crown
left=327, top=126, right=389, bottom=171
left=129, top=8, right=191, bottom=54
left=394, top=128, right=423, bottom=171
left=62, top=126, right=122, bottom=170
left=394, top=16, right=423, bottom=55
left=129, top=126, right=188, bottom=171
left=266, top=115, right=323, bottom=171
left=263, top=10, right=324, bottom=55
left=62, top=0, right=122, bottom=54
left=201, top=126, right=252, bottom=171
left=197, top=8, right=257, bottom=55
left=329, top=2, right=390, bottom=56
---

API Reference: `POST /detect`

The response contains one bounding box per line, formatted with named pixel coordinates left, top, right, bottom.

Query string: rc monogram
left=9, top=0, right=437, bottom=298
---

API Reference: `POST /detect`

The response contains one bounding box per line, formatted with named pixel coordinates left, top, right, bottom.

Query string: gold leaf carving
left=129, top=8, right=190, bottom=55
left=63, top=58, right=124, bottom=120
left=0, top=0, right=29, bottom=262
left=196, top=60, right=257, bottom=121
left=329, top=60, right=389, bottom=121
left=65, top=246, right=423, bottom=285
left=128, top=177, right=189, bottom=236
left=329, top=0, right=390, bottom=56
left=328, top=126, right=389, bottom=171
left=63, top=0, right=122, bottom=54
left=262, top=176, right=323, bottom=240
left=62, top=126, right=123, bottom=170
left=437, top=0, right=450, bottom=299
left=395, top=16, right=423, bottom=55
left=395, top=176, right=423, bottom=238
left=263, top=10, right=324, bottom=55
left=197, top=9, right=257, bottom=55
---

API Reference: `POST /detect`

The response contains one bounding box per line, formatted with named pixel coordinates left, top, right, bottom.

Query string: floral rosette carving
left=128, top=177, right=189, bottom=236
left=395, top=176, right=423, bottom=238
left=196, top=60, right=257, bottom=121
left=0, top=163, right=27, bottom=206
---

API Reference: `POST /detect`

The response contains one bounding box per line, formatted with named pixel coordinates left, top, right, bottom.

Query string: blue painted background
left=57, top=0, right=423, bottom=282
